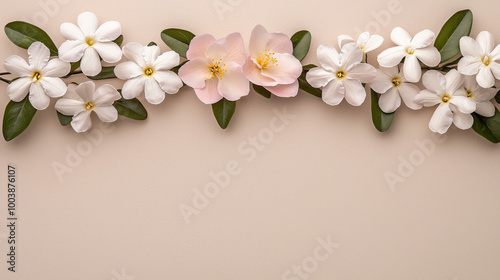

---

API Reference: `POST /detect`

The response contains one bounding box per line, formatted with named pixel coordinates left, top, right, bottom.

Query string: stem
left=0, top=77, right=12, bottom=84
left=0, top=72, right=10, bottom=76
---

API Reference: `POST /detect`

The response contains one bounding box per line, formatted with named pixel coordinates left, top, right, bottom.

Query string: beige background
left=1, top=0, right=500, bottom=279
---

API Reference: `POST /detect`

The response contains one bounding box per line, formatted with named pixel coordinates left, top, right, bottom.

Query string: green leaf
left=434, top=9, right=473, bottom=63
left=252, top=84, right=272, bottom=99
left=2, top=95, right=37, bottom=141
left=113, top=35, right=124, bottom=47
left=495, top=90, right=500, bottom=104
left=371, top=89, right=395, bottom=132
left=57, top=111, right=72, bottom=126
left=87, top=66, right=117, bottom=80
left=472, top=112, right=499, bottom=143
left=291, top=30, right=311, bottom=61
left=211, top=98, right=236, bottom=129
left=298, top=68, right=321, bottom=98
left=5, top=21, right=58, bottom=56
left=113, top=95, right=148, bottom=120
left=148, top=41, right=157, bottom=46
left=160, top=28, right=196, bottom=58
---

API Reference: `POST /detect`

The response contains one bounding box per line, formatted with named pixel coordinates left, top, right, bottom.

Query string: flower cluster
left=2, top=10, right=500, bottom=143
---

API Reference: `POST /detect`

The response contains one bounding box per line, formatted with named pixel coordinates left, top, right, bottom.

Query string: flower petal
left=364, top=34, right=384, bottom=52
left=42, top=58, right=70, bottom=77
left=475, top=101, right=495, bottom=117
left=415, top=90, right=441, bottom=107
left=144, top=78, right=165, bottom=105
left=6, top=78, right=31, bottom=102
left=414, top=46, right=440, bottom=67
left=398, top=83, right=422, bottom=110
left=476, top=66, right=495, bottom=88
left=266, top=31, right=294, bottom=54
left=391, top=27, right=412, bottom=46
left=305, top=67, right=335, bottom=88
left=457, top=56, right=482, bottom=75
left=474, top=87, right=497, bottom=102
left=93, top=42, right=122, bottom=63
left=122, top=42, right=146, bottom=67
left=340, top=43, right=363, bottom=69
left=114, top=61, right=143, bottom=80
left=403, top=55, right=421, bottom=83
left=260, top=53, right=302, bottom=84
left=343, top=79, right=366, bottom=106
left=178, top=57, right=212, bottom=89
left=451, top=109, right=473, bottom=130
left=94, top=105, right=118, bottom=122
left=81, top=48, right=102, bottom=76
left=488, top=61, right=500, bottom=80
left=445, top=69, right=463, bottom=95
left=154, top=70, right=183, bottom=94
left=186, top=34, right=216, bottom=60
left=122, top=76, right=146, bottom=99
left=377, top=46, right=406, bottom=67
left=58, top=40, right=87, bottom=63
left=28, top=42, right=50, bottom=70
left=337, top=34, right=354, bottom=49
left=94, top=21, right=121, bottom=42
left=94, top=84, right=120, bottom=106
left=370, top=68, right=393, bottom=94
left=450, top=95, right=476, bottom=114
left=316, top=44, right=339, bottom=72
left=142, top=45, right=161, bottom=66
left=379, top=88, right=401, bottom=113
left=71, top=111, right=92, bottom=133
left=460, top=36, right=482, bottom=57
left=194, top=78, right=222, bottom=104
left=476, top=31, right=494, bottom=54
left=77, top=12, right=98, bottom=37
left=40, top=77, right=67, bottom=98
left=242, top=56, right=276, bottom=86
left=322, top=79, right=344, bottom=106
left=221, top=32, right=246, bottom=65
left=411, top=29, right=435, bottom=48
left=75, top=81, right=96, bottom=103
left=264, top=80, right=298, bottom=98
left=154, top=51, right=180, bottom=71
left=55, top=98, right=85, bottom=116
left=60, top=22, right=85, bottom=41
left=346, top=63, right=376, bottom=83
left=29, top=83, right=50, bottom=110
left=249, top=25, right=272, bottom=57
left=4, top=55, right=31, bottom=77
left=215, top=64, right=249, bottom=100
left=422, top=70, right=446, bottom=94
left=429, top=104, right=453, bottom=134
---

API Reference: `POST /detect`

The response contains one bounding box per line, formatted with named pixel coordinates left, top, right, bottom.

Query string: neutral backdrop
left=1, top=0, right=499, bottom=279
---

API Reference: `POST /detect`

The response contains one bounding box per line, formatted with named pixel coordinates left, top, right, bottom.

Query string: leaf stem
left=0, top=77, right=12, bottom=84
left=0, top=72, right=11, bottom=76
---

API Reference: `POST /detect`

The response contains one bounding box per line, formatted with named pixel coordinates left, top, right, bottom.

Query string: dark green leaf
left=252, top=84, right=271, bottom=99
left=57, top=111, right=72, bottom=126
left=2, top=95, right=37, bottom=141
left=371, top=89, right=395, bottom=132
left=62, top=61, right=81, bottom=78
left=434, top=9, right=473, bottom=63
left=472, top=112, right=499, bottom=143
left=291, top=30, right=311, bottom=61
left=160, top=28, right=196, bottom=58
left=302, top=64, right=317, bottom=70
left=148, top=41, right=157, bottom=46
left=298, top=68, right=321, bottom=98
left=171, top=61, right=187, bottom=75
left=211, top=98, right=236, bottom=129
left=495, top=90, right=500, bottom=104
left=113, top=96, right=148, bottom=120
left=88, top=66, right=116, bottom=80
left=5, top=21, right=58, bottom=56
left=113, top=35, right=124, bottom=47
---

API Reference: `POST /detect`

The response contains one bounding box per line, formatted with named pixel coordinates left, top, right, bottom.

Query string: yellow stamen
left=406, top=46, right=415, bottom=55
left=206, top=58, right=227, bottom=80
left=85, top=37, right=95, bottom=47
left=336, top=70, right=346, bottom=79
left=31, top=71, right=42, bottom=82
left=392, top=77, right=402, bottom=87
left=441, top=93, right=451, bottom=103
left=482, top=55, right=491, bottom=66
left=256, top=49, right=278, bottom=69
left=466, top=89, right=474, bottom=99
left=144, top=67, right=155, bottom=77
left=84, top=101, right=95, bottom=111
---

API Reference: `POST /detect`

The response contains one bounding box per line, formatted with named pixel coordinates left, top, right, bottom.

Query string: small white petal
left=122, top=42, right=147, bottom=67
left=154, top=71, right=183, bottom=94
left=77, top=12, right=98, bottom=37
left=28, top=83, right=50, bottom=110
left=75, top=81, right=96, bottom=103
left=398, top=83, right=422, bottom=110
left=475, top=101, right=495, bottom=117
left=422, top=70, right=446, bottom=94
left=316, top=45, right=340, bottom=72
left=346, top=63, right=376, bottom=83
left=414, top=90, right=441, bottom=107
left=55, top=98, right=85, bottom=116
left=450, top=95, right=476, bottom=114
left=60, top=23, right=85, bottom=41
left=144, top=78, right=165, bottom=105
left=3, top=55, right=31, bottom=77
left=122, top=76, right=146, bottom=99
left=94, top=21, right=121, bottom=42
left=305, top=67, right=334, bottom=88
left=81, top=48, right=102, bottom=76
left=339, top=43, right=363, bottom=69
left=42, top=58, right=70, bottom=77
left=460, top=36, right=482, bottom=57
left=93, top=84, right=121, bottom=106
left=114, top=61, right=143, bottom=80
left=451, top=109, right=473, bottom=130
left=40, top=77, right=67, bottom=98
left=476, top=66, right=495, bottom=88
left=142, top=45, right=161, bottom=66
left=391, top=27, right=412, bottom=46
left=94, top=105, right=118, bottom=122
left=379, top=88, right=401, bottom=113
left=414, top=46, right=440, bottom=67
left=403, top=55, right=421, bottom=83
left=457, top=56, right=482, bottom=75
left=338, top=34, right=354, bottom=49
left=71, top=111, right=92, bottom=133
left=410, top=29, right=435, bottom=48
left=154, top=51, right=180, bottom=71
left=476, top=31, right=495, bottom=54
left=370, top=69, right=393, bottom=94
left=377, top=46, right=406, bottom=67
left=445, top=69, right=464, bottom=94
left=488, top=61, right=500, bottom=80
left=363, top=34, right=384, bottom=52
left=429, top=104, right=453, bottom=134
left=28, top=42, right=50, bottom=70
left=6, top=78, right=31, bottom=102
left=322, top=79, right=344, bottom=106
left=343, top=79, right=366, bottom=106
left=93, top=42, right=122, bottom=63
left=58, top=40, right=87, bottom=63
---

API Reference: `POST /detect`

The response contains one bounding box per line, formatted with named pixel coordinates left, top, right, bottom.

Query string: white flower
left=55, top=81, right=121, bottom=133
left=377, top=27, right=440, bottom=83
left=306, top=43, right=376, bottom=106
left=414, top=70, right=476, bottom=134
left=114, top=43, right=183, bottom=105
left=59, top=12, right=122, bottom=76
left=456, top=75, right=497, bottom=117
left=370, top=66, right=422, bottom=113
left=338, top=32, right=384, bottom=53
left=3, top=42, right=70, bottom=110
left=457, top=31, right=500, bottom=88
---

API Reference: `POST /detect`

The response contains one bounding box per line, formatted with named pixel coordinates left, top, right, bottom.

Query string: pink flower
left=178, top=33, right=249, bottom=104
left=243, top=25, right=303, bottom=97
